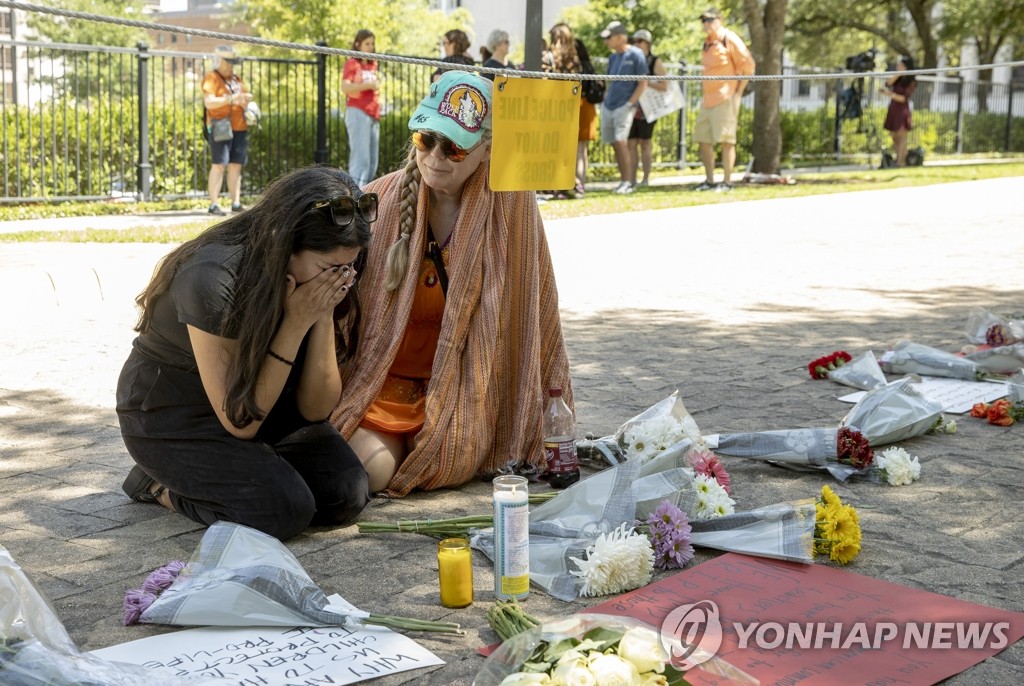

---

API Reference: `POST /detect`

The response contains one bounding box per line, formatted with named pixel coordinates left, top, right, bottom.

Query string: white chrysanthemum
left=693, top=474, right=715, bottom=494
left=691, top=493, right=711, bottom=521
left=877, top=447, right=921, bottom=486
left=569, top=524, right=654, bottom=597
left=691, top=475, right=734, bottom=520
left=623, top=417, right=690, bottom=463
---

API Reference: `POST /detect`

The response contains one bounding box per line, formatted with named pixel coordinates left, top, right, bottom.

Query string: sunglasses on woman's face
left=311, top=193, right=378, bottom=227
left=411, top=131, right=471, bottom=162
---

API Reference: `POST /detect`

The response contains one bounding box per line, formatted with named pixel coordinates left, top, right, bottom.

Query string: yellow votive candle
left=438, top=537, right=474, bottom=608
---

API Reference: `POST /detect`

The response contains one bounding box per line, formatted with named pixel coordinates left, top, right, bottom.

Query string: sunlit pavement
left=1, top=176, right=1023, bottom=684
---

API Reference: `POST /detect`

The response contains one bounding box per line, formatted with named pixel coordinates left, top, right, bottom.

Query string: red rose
left=970, top=402, right=990, bottom=418
left=988, top=399, right=1015, bottom=426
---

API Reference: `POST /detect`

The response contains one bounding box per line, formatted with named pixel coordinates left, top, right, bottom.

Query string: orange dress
left=360, top=237, right=449, bottom=434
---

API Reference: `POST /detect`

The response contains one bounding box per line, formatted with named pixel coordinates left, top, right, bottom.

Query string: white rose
left=500, top=672, right=552, bottom=686
left=588, top=654, right=640, bottom=686
left=616, top=627, right=666, bottom=674
left=551, top=655, right=597, bottom=686
left=639, top=673, right=669, bottom=686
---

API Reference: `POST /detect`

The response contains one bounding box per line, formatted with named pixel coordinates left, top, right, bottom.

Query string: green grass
left=539, top=161, right=1024, bottom=220
left=1, top=162, right=1021, bottom=243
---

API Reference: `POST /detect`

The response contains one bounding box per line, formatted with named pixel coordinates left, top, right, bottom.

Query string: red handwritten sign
left=587, top=553, right=1024, bottom=686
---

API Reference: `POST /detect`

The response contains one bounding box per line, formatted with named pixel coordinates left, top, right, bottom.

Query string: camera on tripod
left=845, top=48, right=878, bottom=73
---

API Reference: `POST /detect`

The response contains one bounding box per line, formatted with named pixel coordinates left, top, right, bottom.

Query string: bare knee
left=350, top=427, right=408, bottom=493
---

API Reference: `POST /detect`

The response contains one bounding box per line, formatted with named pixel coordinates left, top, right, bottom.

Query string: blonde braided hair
left=383, top=149, right=421, bottom=291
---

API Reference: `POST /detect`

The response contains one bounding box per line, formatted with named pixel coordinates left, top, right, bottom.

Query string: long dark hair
left=135, top=165, right=371, bottom=427
left=897, top=55, right=916, bottom=88
left=352, top=29, right=376, bottom=66
left=444, top=29, right=470, bottom=56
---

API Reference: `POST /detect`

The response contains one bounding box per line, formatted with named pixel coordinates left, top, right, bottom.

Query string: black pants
left=117, top=350, right=370, bottom=540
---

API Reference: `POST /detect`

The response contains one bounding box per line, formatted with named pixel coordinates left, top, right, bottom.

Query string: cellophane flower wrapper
left=826, top=350, right=887, bottom=390
left=471, top=394, right=814, bottom=601
left=964, top=308, right=1024, bottom=345
left=880, top=340, right=982, bottom=380
left=709, top=380, right=942, bottom=482
left=139, top=522, right=370, bottom=628
left=965, top=342, right=1024, bottom=374
left=473, top=613, right=756, bottom=686
left=1007, top=370, right=1024, bottom=403
left=841, top=377, right=944, bottom=446
left=0, top=546, right=232, bottom=686
left=576, top=391, right=702, bottom=468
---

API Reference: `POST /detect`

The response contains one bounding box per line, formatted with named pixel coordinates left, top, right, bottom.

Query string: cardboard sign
left=588, top=553, right=1024, bottom=686
left=489, top=77, right=579, bottom=191
left=639, top=82, right=684, bottom=123
left=93, top=596, right=444, bottom=685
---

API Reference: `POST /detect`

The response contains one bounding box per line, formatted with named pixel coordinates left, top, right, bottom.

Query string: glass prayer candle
left=437, top=537, right=474, bottom=608
left=492, top=474, right=529, bottom=600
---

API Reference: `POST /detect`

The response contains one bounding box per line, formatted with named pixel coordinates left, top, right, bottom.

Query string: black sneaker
left=231, top=203, right=244, bottom=213
left=208, top=204, right=225, bottom=216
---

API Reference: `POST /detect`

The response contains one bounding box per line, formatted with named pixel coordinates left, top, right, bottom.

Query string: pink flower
left=688, top=449, right=732, bottom=494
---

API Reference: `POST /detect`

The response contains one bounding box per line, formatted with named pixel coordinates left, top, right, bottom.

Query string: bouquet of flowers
left=808, top=350, right=887, bottom=390
left=125, top=522, right=461, bottom=635
left=474, top=614, right=755, bottom=686
left=969, top=398, right=1024, bottom=427
left=814, top=486, right=862, bottom=565
left=880, top=341, right=985, bottom=381
left=808, top=350, right=853, bottom=379
left=964, top=308, right=1024, bottom=347
left=0, top=546, right=233, bottom=685
left=708, top=378, right=942, bottom=484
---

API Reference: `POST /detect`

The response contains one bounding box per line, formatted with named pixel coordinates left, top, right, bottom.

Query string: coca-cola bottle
left=542, top=387, right=580, bottom=489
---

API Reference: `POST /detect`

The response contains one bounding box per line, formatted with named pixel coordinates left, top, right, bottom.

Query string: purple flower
left=123, top=588, right=156, bottom=626
left=647, top=501, right=687, bottom=532
left=665, top=533, right=695, bottom=567
left=142, top=560, right=187, bottom=594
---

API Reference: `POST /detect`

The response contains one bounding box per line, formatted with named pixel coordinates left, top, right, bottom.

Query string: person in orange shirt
left=202, top=45, right=253, bottom=215
left=694, top=8, right=755, bottom=192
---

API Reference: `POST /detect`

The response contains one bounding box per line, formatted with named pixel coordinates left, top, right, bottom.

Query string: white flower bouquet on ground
left=474, top=613, right=755, bottom=686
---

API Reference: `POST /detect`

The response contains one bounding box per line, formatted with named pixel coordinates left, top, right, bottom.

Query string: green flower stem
left=487, top=597, right=542, bottom=641
left=358, top=493, right=557, bottom=539
left=364, top=614, right=464, bottom=635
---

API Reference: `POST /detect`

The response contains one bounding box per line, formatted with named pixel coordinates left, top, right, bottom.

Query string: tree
left=741, top=0, right=788, bottom=174
left=787, top=0, right=938, bottom=69
left=940, top=0, right=1024, bottom=112
left=25, top=0, right=147, bottom=47
left=24, top=0, right=148, bottom=101
left=234, top=0, right=473, bottom=59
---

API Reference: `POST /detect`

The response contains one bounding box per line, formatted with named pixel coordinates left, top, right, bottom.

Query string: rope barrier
left=2, top=0, right=1022, bottom=83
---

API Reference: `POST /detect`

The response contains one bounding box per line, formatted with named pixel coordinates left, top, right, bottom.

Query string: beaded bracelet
left=267, top=349, right=294, bottom=366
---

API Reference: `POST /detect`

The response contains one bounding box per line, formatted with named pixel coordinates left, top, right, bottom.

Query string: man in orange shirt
left=695, top=8, right=755, bottom=192
left=202, top=45, right=253, bottom=215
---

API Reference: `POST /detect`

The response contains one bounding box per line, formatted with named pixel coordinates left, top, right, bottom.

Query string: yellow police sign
left=489, top=77, right=580, bottom=191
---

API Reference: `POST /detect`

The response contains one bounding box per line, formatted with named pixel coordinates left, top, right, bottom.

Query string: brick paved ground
left=2, top=177, right=1023, bottom=685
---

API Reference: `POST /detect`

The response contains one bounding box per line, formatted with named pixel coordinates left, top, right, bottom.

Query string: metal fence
left=0, top=40, right=1021, bottom=202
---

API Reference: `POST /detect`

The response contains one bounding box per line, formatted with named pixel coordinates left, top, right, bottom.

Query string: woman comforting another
left=330, top=71, right=574, bottom=496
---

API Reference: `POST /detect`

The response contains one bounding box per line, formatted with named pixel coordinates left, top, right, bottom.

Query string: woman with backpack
left=544, top=23, right=600, bottom=198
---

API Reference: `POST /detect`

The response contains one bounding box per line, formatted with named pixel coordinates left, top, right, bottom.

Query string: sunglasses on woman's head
left=411, top=131, right=471, bottom=162
left=311, top=193, right=378, bottom=227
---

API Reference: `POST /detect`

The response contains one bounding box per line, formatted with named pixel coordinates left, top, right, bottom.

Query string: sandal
left=121, top=464, right=166, bottom=504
